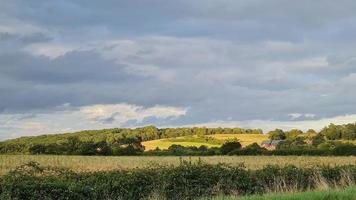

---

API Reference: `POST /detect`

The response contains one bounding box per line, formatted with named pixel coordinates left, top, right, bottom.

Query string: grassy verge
left=208, top=187, right=356, bottom=200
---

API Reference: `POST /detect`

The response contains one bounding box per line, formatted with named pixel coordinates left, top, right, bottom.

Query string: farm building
left=261, top=140, right=286, bottom=150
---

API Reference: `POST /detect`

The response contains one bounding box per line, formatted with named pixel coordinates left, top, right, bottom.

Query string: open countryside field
left=142, top=134, right=269, bottom=150
left=1, top=155, right=355, bottom=176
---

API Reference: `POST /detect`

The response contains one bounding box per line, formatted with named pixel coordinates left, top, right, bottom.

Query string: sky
left=1, top=0, right=356, bottom=139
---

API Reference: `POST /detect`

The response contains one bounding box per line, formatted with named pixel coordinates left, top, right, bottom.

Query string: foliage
left=321, top=123, right=356, bottom=140
left=1, top=123, right=356, bottom=156
left=229, top=143, right=267, bottom=155
left=220, top=141, right=242, bottom=155
left=285, top=129, right=303, bottom=141
left=207, top=186, right=356, bottom=200
left=0, top=126, right=264, bottom=155
left=0, top=162, right=355, bottom=200
left=267, top=129, right=286, bottom=140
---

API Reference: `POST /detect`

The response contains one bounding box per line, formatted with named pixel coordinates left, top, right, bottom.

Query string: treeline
left=15, top=137, right=144, bottom=156
left=1, top=161, right=355, bottom=200
left=2, top=137, right=356, bottom=156
left=0, top=126, right=262, bottom=154
left=267, top=123, right=356, bottom=141
left=1, top=123, right=356, bottom=155
left=145, top=141, right=356, bottom=156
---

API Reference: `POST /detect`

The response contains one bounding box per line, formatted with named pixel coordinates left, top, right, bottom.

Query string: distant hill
left=0, top=126, right=264, bottom=154
left=1, top=123, right=355, bottom=155
left=142, top=134, right=268, bottom=150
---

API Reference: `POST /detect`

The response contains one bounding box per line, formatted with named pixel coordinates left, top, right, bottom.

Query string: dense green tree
left=29, top=144, right=47, bottom=154
left=311, top=134, right=325, bottom=147
left=306, top=129, right=317, bottom=136
left=286, top=129, right=303, bottom=141
left=66, top=136, right=81, bottom=154
left=242, top=143, right=266, bottom=154
left=321, top=124, right=342, bottom=140
left=341, top=124, right=356, bottom=140
left=333, top=143, right=356, bottom=155
left=198, top=145, right=208, bottom=152
left=268, top=129, right=286, bottom=140
left=220, top=141, right=242, bottom=155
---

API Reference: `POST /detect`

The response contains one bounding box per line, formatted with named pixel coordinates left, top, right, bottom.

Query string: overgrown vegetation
left=206, top=186, right=356, bottom=200
left=0, top=161, right=355, bottom=200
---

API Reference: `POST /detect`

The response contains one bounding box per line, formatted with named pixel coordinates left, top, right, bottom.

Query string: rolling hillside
left=142, top=134, right=268, bottom=150
left=0, top=126, right=266, bottom=154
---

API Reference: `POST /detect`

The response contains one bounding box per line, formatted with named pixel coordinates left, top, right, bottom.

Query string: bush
left=229, top=143, right=267, bottom=155
left=220, top=141, right=242, bottom=155
left=333, top=143, right=356, bottom=156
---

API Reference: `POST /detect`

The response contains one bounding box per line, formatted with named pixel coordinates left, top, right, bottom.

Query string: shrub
left=1, top=162, right=355, bottom=200
left=220, top=141, right=242, bottom=155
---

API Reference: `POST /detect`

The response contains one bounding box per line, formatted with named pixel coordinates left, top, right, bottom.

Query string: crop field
left=1, top=155, right=355, bottom=176
left=142, top=134, right=268, bottom=150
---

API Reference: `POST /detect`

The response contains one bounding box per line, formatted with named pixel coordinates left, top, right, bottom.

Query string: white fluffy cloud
left=0, top=104, right=187, bottom=139
left=187, top=114, right=356, bottom=132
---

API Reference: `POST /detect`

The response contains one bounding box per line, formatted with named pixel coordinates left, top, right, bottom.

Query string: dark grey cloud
left=1, top=0, right=356, bottom=138
left=0, top=51, right=133, bottom=84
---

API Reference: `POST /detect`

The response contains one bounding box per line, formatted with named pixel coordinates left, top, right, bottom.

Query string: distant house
left=261, top=140, right=286, bottom=150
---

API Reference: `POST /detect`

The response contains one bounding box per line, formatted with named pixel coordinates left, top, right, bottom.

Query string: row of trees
left=265, top=123, right=356, bottom=155
left=146, top=140, right=356, bottom=156
left=22, top=137, right=144, bottom=156
left=0, top=126, right=263, bottom=154
left=1, top=123, right=356, bottom=155
left=267, top=123, right=356, bottom=141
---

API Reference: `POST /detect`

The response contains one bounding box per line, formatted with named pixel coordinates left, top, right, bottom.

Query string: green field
left=207, top=186, right=356, bottom=200
left=142, top=134, right=268, bottom=150
left=1, top=155, right=355, bottom=176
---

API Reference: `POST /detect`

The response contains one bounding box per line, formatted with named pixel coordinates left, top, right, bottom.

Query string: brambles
left=0, top=161, right=355, bottom=200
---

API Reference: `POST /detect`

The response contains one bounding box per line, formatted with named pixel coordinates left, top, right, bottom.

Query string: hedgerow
left=0, top=161, right=355, bottom=200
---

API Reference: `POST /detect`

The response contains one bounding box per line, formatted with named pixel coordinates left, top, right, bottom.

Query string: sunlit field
left=1, top=155, right=355, bottom=176
left=142, top=134, right=269, bottom=150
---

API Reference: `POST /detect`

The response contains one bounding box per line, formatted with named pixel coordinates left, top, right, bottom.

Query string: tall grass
left=207, top=186, right=356, bottom=200
left=1, top=155, right=356, bottom=175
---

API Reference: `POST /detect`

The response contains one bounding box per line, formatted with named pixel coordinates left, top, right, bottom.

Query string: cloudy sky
left=1, top=0, right=356, bottom=139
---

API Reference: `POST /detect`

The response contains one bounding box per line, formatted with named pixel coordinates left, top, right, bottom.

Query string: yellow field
left=142, top=134, right=268, bottom=151
left=1, top=155, right=355, bottom=176
left=210, top=134, right=268, bottom=145
left=142, top=140, right=221, bottom=150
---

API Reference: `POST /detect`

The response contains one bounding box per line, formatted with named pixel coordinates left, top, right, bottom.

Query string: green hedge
left=1, top=162, right=355, bottom=200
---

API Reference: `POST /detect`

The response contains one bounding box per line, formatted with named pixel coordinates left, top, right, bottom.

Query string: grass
left=142, top=134, right=268, bottom=150
left=0, top=155, right=355, bottom=176
left=207, top=186, right=356, bottom=200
